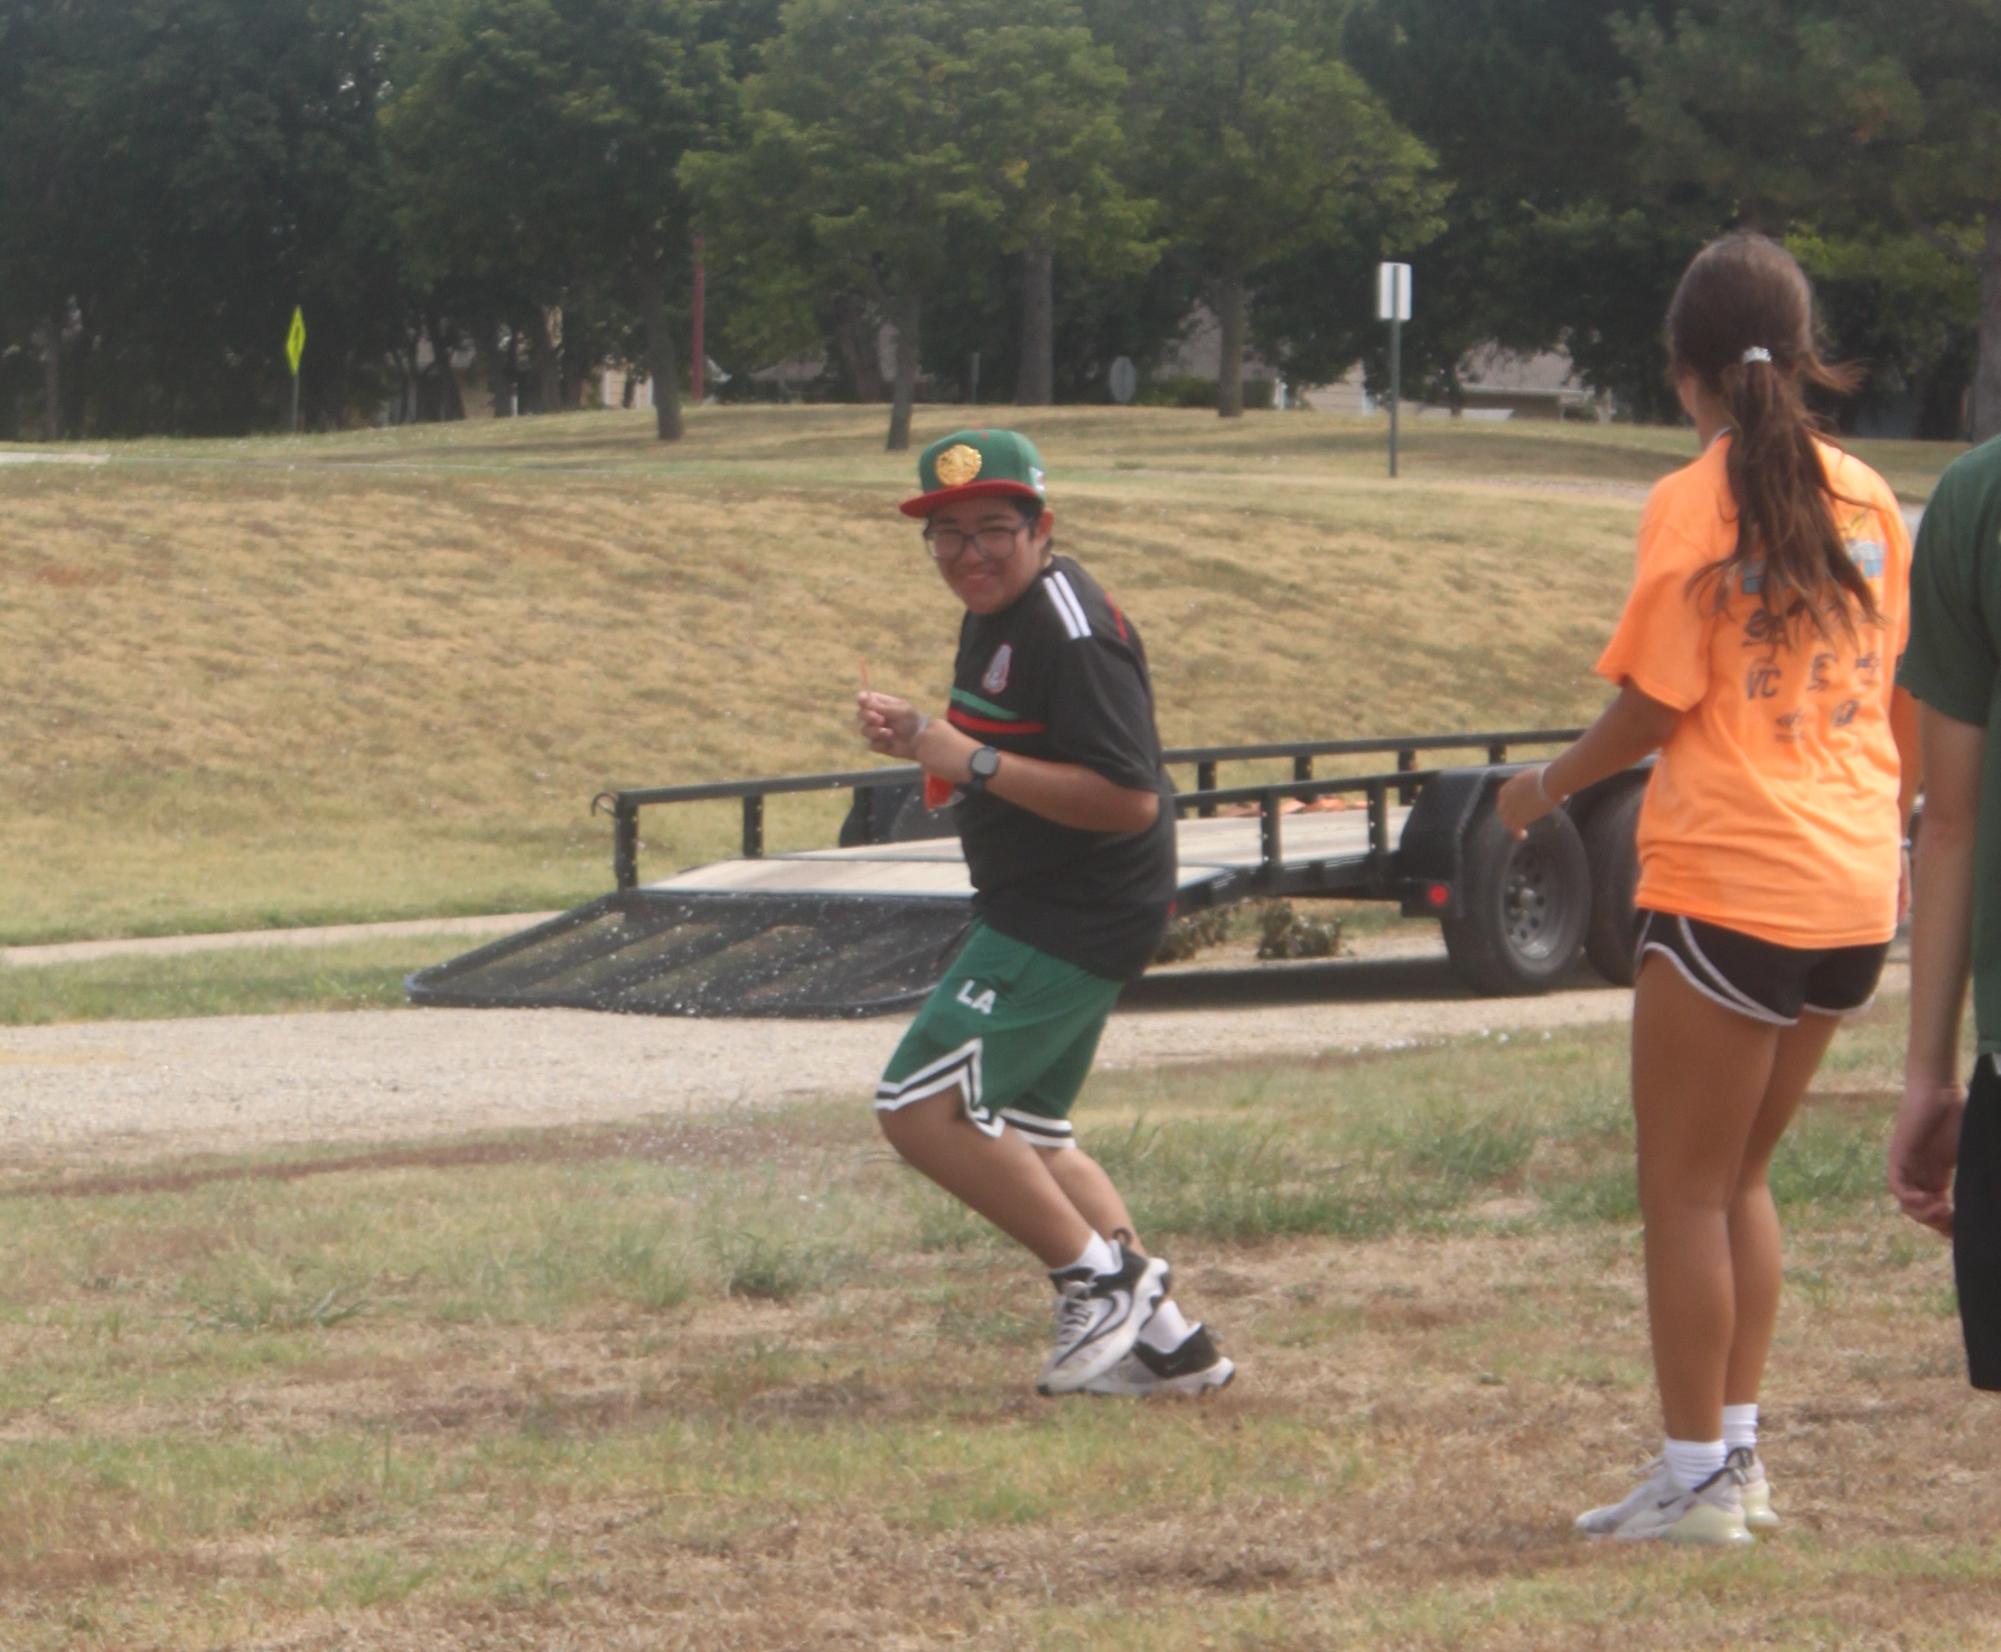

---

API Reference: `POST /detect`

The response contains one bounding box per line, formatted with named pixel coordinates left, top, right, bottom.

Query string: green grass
left=2, top=404, right=1966, bottom=945
left=1, top=996, right=1993, bottom=1649
left=0, top=935, right=476, bottom=1024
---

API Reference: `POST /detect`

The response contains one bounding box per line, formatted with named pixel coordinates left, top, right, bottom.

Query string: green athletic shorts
left=874, top=921, right=1124, bottom=1148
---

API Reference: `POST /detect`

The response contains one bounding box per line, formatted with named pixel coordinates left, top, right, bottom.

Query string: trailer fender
left=1394, top=767, right=1506, bottom=917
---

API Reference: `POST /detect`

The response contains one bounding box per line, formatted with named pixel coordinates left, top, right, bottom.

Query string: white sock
left=1060, top=1232, right=1119, bottom=1278
left=1721, top=1404, right=1759, bottom=1454
left=1664, top=1437, right=1727, bottom=1494
left=1137, top=1298, right=1194, bottom=1353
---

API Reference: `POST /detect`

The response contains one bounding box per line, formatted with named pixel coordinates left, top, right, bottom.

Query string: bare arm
left=857, top=691, right=1159, bottom=835
left=1889, top=705, right=1985, bottom=1236
left=1494, top=682, right=1682, bottom=837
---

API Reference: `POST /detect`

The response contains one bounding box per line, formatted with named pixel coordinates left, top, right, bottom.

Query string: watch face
left=970, top=745, right=1000, bottom=780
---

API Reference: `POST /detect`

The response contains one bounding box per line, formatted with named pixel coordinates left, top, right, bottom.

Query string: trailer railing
left=590, top=729, right=1586, bottom=893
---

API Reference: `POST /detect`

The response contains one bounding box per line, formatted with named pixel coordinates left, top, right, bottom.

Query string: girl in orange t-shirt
left=1499, top=233, right=1920, bottom=1544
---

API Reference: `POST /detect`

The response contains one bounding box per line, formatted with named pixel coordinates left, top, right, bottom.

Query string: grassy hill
left=1, top=405, right=1962, bottom=944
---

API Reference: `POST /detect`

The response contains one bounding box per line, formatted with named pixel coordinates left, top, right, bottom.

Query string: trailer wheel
left=1581, top=779, right=1645, bottom=986
left=1441, top=802, right=1590, bottom=995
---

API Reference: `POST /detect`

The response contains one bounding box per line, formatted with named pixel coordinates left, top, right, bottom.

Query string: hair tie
left=1741, top=346, right=1772, bottom=365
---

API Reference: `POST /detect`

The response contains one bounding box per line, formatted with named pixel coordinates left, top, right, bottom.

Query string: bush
left=1134, top=374, right=1275, bottom=411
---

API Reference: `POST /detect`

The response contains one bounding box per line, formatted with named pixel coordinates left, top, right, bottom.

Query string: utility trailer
left=407, top=731, right=1651, bottom=1019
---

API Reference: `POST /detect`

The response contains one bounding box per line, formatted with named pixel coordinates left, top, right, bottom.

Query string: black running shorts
left=1957, top=1054, right=2001, bottom=1392
left=1635, top=909, right=1889, bottom=1025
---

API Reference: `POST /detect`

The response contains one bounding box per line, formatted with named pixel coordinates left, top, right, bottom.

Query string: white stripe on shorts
left=1000, top=1108, right=1077, bottom=1150
left=875, top=1038, right=1001, bottom=1136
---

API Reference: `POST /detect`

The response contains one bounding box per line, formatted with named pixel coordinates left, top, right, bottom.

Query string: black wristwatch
left=965, top=744, right=1001, bottom=792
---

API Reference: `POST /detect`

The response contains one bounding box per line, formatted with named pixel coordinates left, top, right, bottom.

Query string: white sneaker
left=1035, top=1242, right=1170, bottom=1396
left=1575, top=1457, right=1673, bottom=1536
left=1727, top=1446, right=1779, bottom=1532
left=1610, top=1463, right=1753, bottom=1545
left=1081, top=1322, right=1235, bottom=1396
left=1577, top=1458, right=1754, bottom=1545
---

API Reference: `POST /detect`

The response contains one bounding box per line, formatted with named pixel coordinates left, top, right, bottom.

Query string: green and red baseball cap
left=899, top=428, right=1049, bottom=517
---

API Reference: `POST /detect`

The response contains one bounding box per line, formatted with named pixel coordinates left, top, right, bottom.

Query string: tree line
left=1, top=0, right=1995, bottom=449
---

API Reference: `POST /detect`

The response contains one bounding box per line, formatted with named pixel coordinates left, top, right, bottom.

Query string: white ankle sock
left=1137, top=1298, right=1193, bottom=1353
left=1721, top=1404, right=1759, bottom=1454
left=1664, top=1437, right=1727, bottom=1493
left=1061, top=1232, right=1119, bottom=1277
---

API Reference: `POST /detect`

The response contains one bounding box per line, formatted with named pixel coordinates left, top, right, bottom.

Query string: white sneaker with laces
left=1577, top=1457, right=1755, bottom=1545
left=1609, top=1462, right=1753, bottom=1545
left=1035, top=1241, right=1170, bottom=1396
left=1575, top=1457, right=1673, bottom=1536
left=1081, top=1322, right=1235, bottom=1396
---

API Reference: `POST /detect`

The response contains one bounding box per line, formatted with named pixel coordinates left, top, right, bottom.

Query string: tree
left=696, top=0, right=1152, bottom=444
left=382, top=0, right=733, bottom=439
left=1343, top=0, right=1693, bottom=416
left=1094, top=0, right=1442, bottom=417
left=1614, top=0, right=2001, bottom=438
left=949, top=4, right=1154, bottom=406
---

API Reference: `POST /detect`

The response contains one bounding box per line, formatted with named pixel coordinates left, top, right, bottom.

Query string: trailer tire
left=1581, top=779, right=1645, bottom=986
left=1441, top=801, right=1590, bottom=996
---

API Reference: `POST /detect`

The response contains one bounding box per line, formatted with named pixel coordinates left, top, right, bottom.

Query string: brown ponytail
left=1667, top=233, right=1879, bottom=644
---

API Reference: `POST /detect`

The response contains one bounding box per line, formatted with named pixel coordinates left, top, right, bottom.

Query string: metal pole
left=1389, top=315, right=1401, bottom=479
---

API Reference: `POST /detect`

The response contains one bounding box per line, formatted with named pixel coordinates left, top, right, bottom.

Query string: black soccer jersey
left=945, top=554, right=1176, bottom=981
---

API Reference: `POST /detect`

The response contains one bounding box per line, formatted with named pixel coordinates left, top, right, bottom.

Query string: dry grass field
left=2, top=404, right=1959, bottom=944
left=1, top=999, right=1994, bottom=1651
left=3, top=408, right=1988, bottom=1652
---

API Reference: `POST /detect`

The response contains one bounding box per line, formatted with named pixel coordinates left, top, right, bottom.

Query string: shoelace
left=1052, top=1281, right=1099, bottom=1344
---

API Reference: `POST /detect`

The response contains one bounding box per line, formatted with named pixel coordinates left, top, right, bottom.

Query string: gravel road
left=0, top=921, right=1910, bottom=1167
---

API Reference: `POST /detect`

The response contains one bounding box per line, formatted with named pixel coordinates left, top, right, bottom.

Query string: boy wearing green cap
left=857, top=428, right=1232, bottom=1398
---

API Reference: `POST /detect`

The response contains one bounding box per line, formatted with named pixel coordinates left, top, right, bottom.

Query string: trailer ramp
left=407, top=813, right=1392, bottom=1018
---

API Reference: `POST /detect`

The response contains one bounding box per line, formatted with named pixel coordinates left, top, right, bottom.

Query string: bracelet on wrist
left=1534, top=764, right=1563, bottom=807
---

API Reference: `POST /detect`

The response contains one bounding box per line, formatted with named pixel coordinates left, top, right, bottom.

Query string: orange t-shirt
left=1595, top=436, right=1911, bottom=948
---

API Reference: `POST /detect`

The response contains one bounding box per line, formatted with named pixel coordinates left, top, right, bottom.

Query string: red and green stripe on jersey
left=947, top=686, right=1046, bottom=737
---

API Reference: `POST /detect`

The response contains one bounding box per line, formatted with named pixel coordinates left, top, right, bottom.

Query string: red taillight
left=1426, top=883, right=1450, bottom=908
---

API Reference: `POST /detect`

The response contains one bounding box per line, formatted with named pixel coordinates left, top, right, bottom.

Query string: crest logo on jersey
left=982, top=644, right=1013, bottom=694
left=1847, top=538, right=1885, bottom=578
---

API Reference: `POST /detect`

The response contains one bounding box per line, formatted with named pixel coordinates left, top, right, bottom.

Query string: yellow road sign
left=285, top=307, right=306, bottom=376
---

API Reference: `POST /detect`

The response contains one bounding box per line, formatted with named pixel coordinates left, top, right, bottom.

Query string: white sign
left=1376, top=262, right=1412, bottom=323
left=1108, top=355, right=1138, bottom=405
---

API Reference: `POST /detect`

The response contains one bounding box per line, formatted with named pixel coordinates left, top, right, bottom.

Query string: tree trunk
left=477, top=319, right=513, bottom=418
left=639, top=270, right=683, bottom=441
left=1974, top=206, right=2001, bottom=443
left=887, top=293, right=920, bottom=451
left=830, top=292, right=887, bottom=401
left=38, top=314, right=61, bottom=441
left=528, top=308, right=562, bottom=413
left=1016, top=238, right=1053, bottom=406
left=1216, top=263, right=1245, bottom=419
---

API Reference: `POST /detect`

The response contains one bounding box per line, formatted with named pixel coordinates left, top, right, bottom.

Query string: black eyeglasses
left=923, top=522, right=1024, bottom=563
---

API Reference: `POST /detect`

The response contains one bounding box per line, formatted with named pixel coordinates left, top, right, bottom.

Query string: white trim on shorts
left=1001, top=1108, right=1077, bottom=1151
left=874, top=1037, right=1003, bottom=1137
left=1802, top=988, right=1876, bottom=1019
left=1638, top=914, right=1794, bottom=1027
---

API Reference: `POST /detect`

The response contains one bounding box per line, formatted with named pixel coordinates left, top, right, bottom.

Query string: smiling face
left=924, top=497, right=1055, bottom=615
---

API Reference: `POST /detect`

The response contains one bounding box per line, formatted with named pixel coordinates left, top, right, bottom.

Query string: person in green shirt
left=1890, top=431, right=2001, bottom=1391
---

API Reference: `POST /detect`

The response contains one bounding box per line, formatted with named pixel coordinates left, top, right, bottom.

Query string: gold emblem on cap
left=934, top=443, right=983, bottom=487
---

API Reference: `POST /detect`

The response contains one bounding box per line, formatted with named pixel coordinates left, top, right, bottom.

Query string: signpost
left=1376, top=262, right=1410, bottom=478
left=285, top=306, right=307, bottom=433
left=1108, top=355, right=1137, bottom=406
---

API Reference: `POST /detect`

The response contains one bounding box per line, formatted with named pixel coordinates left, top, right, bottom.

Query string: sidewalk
left=1, top=913, right=560, bottom=970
